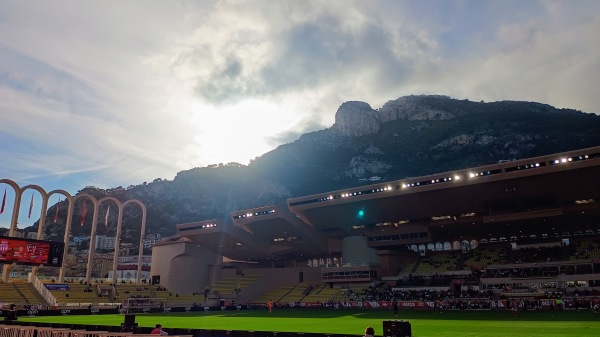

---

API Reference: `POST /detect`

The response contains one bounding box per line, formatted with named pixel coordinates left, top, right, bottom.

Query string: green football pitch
left=18, top=309, right=600, bottom=337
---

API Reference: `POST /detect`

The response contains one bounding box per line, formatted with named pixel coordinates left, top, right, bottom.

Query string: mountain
left=40, top=95, right=600, bottom=245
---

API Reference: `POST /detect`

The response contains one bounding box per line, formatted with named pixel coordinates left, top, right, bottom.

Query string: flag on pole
left=53, top=199, right=60, bottom=223
left=81, top=201, right=87, bottom=226
left=28, top=193, right=34, bottom=218
left=0, top=188, right=6, bottom=215
left=104, top=205, right=110, bottom=228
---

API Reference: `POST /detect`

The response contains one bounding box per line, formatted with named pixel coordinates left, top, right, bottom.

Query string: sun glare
left=180, top=98, right=297, bottom=167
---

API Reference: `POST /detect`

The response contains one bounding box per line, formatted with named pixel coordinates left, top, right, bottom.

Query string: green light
left=358, top=210, right=364, bottom=217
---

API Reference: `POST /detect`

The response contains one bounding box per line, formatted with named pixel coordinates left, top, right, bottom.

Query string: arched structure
left=21, top=185, right=49, bottom=240
left=121, top=199, right=147, bottom=284
left=50, top=190, right=75, bottom=283
left=0, top=179, right=22, bottom=282
left=74, top=193, right=99, bottom=283
left=99, top=197, right=148, bottom=284
left=0, top=178, right=147, bottom=284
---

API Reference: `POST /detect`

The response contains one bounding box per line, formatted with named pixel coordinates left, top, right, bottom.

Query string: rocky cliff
left=33, top=95, right=600, bottom=245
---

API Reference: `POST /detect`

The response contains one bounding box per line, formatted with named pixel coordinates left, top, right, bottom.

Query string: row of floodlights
left=553, top=154, right=588, bottom=164
left=237, top=209, right=276, bottom=219
left=550, top=153, right=598, bottom=165
left=402, top=175, right=460, bottom=188
left=273, top=236, right=297, bottom=242
left=341, top=186, right=393, bottom=198
left=201, top=223, right=217, bottom=229
left=309, top=151, right=597, bottom=204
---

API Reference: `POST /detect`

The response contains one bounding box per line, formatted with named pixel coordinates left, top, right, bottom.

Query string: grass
left=17, top=309, right=600, bottom=337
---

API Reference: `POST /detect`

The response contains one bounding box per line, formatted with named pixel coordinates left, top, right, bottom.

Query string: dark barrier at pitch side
left=1, top=308, right=384, bottom=337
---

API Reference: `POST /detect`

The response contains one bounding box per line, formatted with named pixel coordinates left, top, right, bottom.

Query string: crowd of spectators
left=395, top=273, right=479, bottom=287
left=512, top=246, right=563, bottom=264
left=344, top=283, right=492, bottom=302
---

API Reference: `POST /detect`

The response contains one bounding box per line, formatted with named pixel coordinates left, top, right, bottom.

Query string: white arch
left=73, top=193, right=99, bottom=283
left=98, top=196, right=124, bottom=285
left=47, top=190, right=75, bottom=283
left=1, top=178, right=147, bottom=284
left=20, top=185, right=49, bottom=239
left=94, top=198, right=148, bottom=284
left=0, top=179, right=23, bottom=282
left=0, top=179, right=22, bottom=237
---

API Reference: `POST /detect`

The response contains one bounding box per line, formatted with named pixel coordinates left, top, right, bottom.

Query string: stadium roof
left=176, top=146, right=600, bottom=260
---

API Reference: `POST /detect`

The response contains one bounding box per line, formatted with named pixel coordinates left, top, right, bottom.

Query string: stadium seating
left=413, top=251, right=462, bottom=274
left=0, top=282, right=28, bottom=306
left=49, top=283, right=112, bottom=305
left=278, top=283, right=312, bottom=303
left=301, top=285, right=342, bottom=303
left=13, top=282, right=47, bottom=306
left=255, top=284, right=298, bottom=304
left=463, top=244, right=509, bottom=269
left=570, top=238, right=600, bottom=261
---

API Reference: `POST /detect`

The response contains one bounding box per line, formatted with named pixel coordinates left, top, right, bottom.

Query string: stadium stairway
left=301, top=284, right=342, bottom=303
left=13, top=282, right=48, bottom=306
left=455, top=254, right=467, bottom=271
left=278, top=283, right=311, bottom=303
left=255, top=284, right=297, bottom=304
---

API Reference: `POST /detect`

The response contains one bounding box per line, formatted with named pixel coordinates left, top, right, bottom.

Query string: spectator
left=151, top=324, right=168, bottom=335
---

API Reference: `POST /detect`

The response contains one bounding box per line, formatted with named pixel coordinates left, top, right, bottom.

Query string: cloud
left=0, top=0, right=599, bottom=196
left=183, top=1, right=438, bottom=106
left=267, top=117, right=326, bottom=146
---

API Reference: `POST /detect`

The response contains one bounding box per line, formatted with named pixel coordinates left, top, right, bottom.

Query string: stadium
left=2, top=146, right=600, bottom=337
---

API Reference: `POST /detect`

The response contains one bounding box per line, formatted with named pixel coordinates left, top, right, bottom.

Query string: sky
left=1, top=0, right=599, bottom=228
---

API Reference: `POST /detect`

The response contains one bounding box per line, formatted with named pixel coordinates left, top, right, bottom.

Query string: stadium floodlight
left=469, top=173, right=475, bottom=178
left=561, top=158, right=567, bottom=163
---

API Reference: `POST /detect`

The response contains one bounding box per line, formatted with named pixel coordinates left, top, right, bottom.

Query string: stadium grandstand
left=1, top=146, right=600, bottom=316
left=145, top=146, right=600, bottom=311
